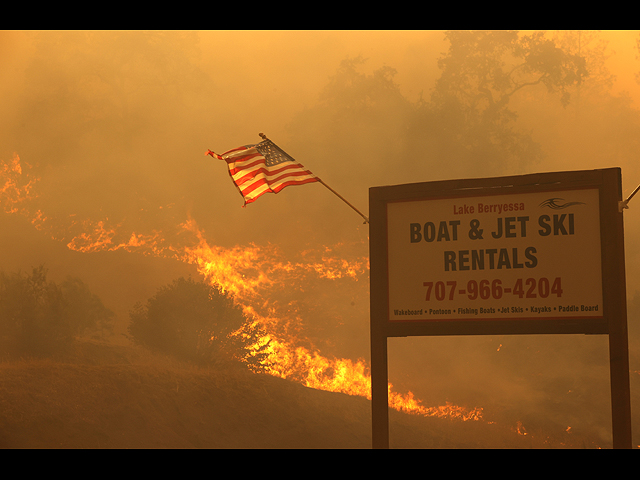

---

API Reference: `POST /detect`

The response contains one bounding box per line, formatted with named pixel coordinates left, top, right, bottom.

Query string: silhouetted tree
left=415, top=30, right=589, bottom=176
left=286, top=35, right=590, bottom=188
left=512, top=32, right=640, bottom=183
left=59, top=276, right=116, bottom=338
left=550, top=30, right=614, bottom=100
left=128, top=277, right=271, bottom=371
left=0, top=265, right=115, bottom=357
left=286, top=56, right=415, bottom=187
left=414, top=31, right=587, bottom=175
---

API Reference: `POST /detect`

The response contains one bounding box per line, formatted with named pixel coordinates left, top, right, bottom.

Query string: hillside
left=0, top=339, right=617, bottom=448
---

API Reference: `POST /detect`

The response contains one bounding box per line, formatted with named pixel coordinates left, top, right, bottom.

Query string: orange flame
left=1, top=153, right=483, bottom=423
left=65, top=219, right=167, bottom=255
left=1, top=153, right=38, bottom=215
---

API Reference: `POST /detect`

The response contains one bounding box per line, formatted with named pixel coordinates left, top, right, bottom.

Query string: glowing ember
left=515, top=420, right=528, bottom=436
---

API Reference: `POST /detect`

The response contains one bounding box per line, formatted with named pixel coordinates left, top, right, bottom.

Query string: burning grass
left=0, top=154, right=623, bottom=448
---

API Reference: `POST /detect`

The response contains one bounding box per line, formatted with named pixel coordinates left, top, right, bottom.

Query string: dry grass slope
left=0, top=339, right=614, bottom=448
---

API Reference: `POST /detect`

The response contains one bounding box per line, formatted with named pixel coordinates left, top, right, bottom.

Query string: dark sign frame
left=369, top=168, right=631, bottom=448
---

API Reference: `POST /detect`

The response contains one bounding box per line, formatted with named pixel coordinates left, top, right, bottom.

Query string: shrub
left=0, top=265, right=115, bottom=357
left=128, top=276, right=271, bottom=371
left=59, top=276, right=115, bottom=338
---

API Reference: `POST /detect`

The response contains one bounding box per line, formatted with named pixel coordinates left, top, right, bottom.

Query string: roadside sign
left=369, top=168, right=631, bottom=448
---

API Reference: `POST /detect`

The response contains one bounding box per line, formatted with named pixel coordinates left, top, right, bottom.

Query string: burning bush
left=0, top=265, right=115, bottom=357
left=128, top=276, right=270, bottom=371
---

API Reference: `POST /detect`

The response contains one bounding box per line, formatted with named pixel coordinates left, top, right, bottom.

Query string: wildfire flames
left=1, top=154, right=38, bottom=216
left=1, top=153, right=484, bottom=423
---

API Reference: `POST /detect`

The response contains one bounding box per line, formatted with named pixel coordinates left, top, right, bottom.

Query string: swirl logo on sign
left=539, top=198, right=586, bottom=209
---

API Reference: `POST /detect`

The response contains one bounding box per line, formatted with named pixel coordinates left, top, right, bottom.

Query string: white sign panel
left=387, top=188, right=602, bottom=321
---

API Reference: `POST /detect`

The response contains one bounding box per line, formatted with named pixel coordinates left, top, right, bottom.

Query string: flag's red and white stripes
left=206, top=143, right=318, bottom=205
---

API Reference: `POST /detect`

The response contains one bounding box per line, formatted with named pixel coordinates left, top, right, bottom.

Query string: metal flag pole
left=258, top=133, right=370, bottom=224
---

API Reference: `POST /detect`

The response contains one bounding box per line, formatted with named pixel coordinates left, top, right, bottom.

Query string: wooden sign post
left=369, top=168, right=631, bottom=448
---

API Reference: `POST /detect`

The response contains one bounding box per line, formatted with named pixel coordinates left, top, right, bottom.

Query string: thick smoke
left=1, top=30, right=639, bottom=447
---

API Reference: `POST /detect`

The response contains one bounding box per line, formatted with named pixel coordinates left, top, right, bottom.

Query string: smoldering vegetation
left=1, top=30, right=640, bottom=448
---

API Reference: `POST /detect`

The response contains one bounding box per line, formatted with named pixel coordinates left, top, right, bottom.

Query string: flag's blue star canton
left=256, top=140, right=293, bottom=167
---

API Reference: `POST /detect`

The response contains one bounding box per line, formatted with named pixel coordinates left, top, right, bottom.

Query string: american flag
left=206, top=138, right=319, bottom=206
